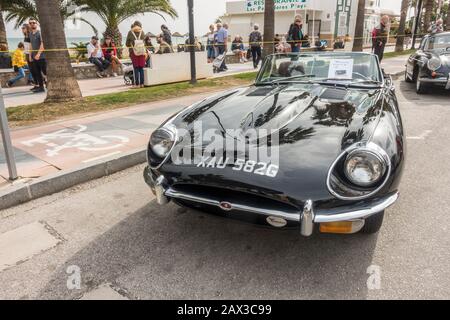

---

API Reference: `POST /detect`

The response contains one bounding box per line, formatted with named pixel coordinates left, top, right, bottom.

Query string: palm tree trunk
left=0, top=6, right=8, bottom=50
left=446, top=4, right=450, bottom=31
left=35, top=0, right=82, bottom=103
left=263, top=0, right=275, bottom=58
left=423, top=0, right=434, bottom=33
left=352, top=0, right=366, bottom=51
left=395, top=0, right=409, bottom=52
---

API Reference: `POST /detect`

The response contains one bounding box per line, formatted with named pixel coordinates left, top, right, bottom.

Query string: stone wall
left=0, top=63, right=124, bottom=88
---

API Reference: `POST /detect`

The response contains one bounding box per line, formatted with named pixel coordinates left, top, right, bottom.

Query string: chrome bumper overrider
left=144, top=169, right=398, bottom=236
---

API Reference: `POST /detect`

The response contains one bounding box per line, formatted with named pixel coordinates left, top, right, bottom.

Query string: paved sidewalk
left=1, top=91, right=215, bottom=184
left=2, top=62, right=257, bottom=108
left=0, top=53, right=410, bottom=194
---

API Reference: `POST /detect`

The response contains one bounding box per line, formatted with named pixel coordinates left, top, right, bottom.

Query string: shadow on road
left=39, top=200, right=378, bottom=299
left=399, top=81, right=450, bottom=102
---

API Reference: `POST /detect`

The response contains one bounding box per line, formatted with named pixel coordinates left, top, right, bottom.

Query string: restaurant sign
left=246, top=0, right=308, bottom=12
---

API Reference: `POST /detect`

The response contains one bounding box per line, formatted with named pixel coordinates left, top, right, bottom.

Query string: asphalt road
left=0, top=79, right=449, bottom=300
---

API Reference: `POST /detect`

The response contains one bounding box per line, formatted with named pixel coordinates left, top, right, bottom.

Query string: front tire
left=405, top=69, right=412, bottom=83
left=360, top=211, right=384, bottom=234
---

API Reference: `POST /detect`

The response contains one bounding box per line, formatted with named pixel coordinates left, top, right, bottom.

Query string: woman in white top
left=206, top=24, right=216, bottom=63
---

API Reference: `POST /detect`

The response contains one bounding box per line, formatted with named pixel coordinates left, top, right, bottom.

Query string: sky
left=5, top=0, right=402, bottom=38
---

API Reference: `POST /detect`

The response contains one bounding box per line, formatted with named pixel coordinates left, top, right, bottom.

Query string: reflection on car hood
left=166, top=83, right=385, bottom=200
left=176, top=83, right=383, bottom=149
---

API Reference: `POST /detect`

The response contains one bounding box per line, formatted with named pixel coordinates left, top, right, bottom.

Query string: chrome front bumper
left=419, top=75, right=450, bottom=89
left=144, top=169, right=398, bottom=236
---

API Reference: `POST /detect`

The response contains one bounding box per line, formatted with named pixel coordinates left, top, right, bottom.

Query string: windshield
left=256, top=53, right=382, bottom=86
left=427, top=34, right=450, bottom=50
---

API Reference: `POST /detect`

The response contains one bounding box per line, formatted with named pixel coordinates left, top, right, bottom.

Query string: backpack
left=132, top=31, right=146, bottom=56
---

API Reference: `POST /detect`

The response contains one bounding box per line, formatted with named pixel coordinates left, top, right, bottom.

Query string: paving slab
left=80, top=284, right=129, bottom=300
left=0, top=221, right=61, bottom=272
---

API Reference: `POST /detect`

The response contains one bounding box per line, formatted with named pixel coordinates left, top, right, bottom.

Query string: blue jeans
left=291, top=45, right=300, bottom=53
left=8, top=66, right=33, bottom=85
left=133, top=67, right=144, bottom=86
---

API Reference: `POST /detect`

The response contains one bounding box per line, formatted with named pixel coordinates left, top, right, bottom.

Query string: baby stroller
left=123, top=62, right=134, bottom=85
left=212, top=54, right=226, bottom=73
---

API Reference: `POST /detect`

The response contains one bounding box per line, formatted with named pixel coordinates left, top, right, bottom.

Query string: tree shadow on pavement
left=39, top=200, right=379, bottom=299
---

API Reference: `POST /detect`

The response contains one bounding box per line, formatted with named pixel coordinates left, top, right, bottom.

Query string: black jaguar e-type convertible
left=405, top=31, right=450, bottom=93
left=144, top=52, right=405, bottom=236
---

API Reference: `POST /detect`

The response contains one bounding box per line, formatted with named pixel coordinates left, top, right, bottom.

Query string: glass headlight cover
left=427, top=57, right=441, bottom=71
left=344, top=150, right=386, bottom=187
left=150, top=126, right=176, bottom=158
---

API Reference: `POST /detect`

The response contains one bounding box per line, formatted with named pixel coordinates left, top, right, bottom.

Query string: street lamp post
left=411, top=0, right=423, bottom=49
left=187, top=0, right=197, bottom=84
left=0, top=86, right=18, bottom=181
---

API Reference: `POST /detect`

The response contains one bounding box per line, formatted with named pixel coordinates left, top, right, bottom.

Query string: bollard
left=0, top=86, right=18, bottom=180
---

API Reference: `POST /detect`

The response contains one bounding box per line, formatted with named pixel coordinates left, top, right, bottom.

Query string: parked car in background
left=405, top=32, right=450, bottom=93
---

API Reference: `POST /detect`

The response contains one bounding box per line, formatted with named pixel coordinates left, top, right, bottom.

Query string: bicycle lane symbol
left=21, top=125, right=130, bottom=157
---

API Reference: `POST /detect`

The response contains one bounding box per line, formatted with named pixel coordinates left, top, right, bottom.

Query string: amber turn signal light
left=319, top=220, right=365, bottom=234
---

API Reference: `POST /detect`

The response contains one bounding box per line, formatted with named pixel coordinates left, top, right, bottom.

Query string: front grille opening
left=172, top=184, right=300, bottom=214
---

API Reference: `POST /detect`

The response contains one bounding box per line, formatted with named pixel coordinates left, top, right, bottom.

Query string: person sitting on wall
left=156, top=35, right=174, bottom=54
left=87, top=36, right=111, bottom=78
left=101, top=36, right=121, bottom=77
left=231, top=35, right=247, bottom=63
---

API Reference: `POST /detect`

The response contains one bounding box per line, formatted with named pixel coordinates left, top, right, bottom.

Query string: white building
left=221, top=0, right=382, bottom=48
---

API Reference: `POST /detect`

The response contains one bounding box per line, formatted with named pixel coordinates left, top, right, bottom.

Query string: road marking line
left=407, top=130, right=432, bottom=140
left=82, top=151, right=122, bottom=163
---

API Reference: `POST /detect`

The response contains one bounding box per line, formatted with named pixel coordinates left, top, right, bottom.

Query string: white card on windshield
left=328, top=59, right=354, bottom=79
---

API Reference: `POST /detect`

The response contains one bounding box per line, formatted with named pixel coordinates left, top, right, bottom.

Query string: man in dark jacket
left=248, top=24, right=262, bottom=68
left=372, top=15, right=390, bottom=62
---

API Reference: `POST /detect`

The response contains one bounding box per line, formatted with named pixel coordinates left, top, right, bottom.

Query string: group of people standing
left=205, top=22, right=230, bottom=71
left=205, top=15, right=307, bottom=71
left=6, top=18, right=47, bottom=93
left=85, top=22, right=174, bottom=88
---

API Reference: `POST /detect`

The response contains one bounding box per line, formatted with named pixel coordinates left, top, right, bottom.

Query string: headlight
left=150, top=126, right=176, bottom=158
left=344, top=150, right=386, bottom=187
left=427, top=57, right=441, bottom=71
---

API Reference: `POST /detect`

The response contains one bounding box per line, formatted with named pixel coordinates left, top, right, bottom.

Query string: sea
left=7, top=37, right=92, bottom=49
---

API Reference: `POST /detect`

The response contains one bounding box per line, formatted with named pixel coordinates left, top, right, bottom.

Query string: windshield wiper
left=267, top=74, right=316, bottom=84
left=346, top=79, right=383, bottom=87
left=311, top=78, right=382, bottom=88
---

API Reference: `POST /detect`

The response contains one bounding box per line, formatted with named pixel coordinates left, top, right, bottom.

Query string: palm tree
left=423, top=0, right=435, bottom=32
left=1, top=0, right=97, bottom=34
left=396, top=0, right=410, bottom=52
left=263, top=0, right=275, bottom=58
left=75, top=0, right=177, bottom=54
left=35, top=0, right=82, bottom=103
left=0, top=5, right=8, bottom=50
left=352, top=0, right=366, bottom=51
left=446, top=2, right=450, bottom=30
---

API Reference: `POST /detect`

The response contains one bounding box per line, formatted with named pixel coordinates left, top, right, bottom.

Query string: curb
left=0, top=149, right=147, bottom=211
left=390, top=70, right=404, bottom=80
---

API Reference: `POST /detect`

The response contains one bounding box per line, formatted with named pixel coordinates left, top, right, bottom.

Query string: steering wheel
left=352, top=72, right=371, bottom=80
